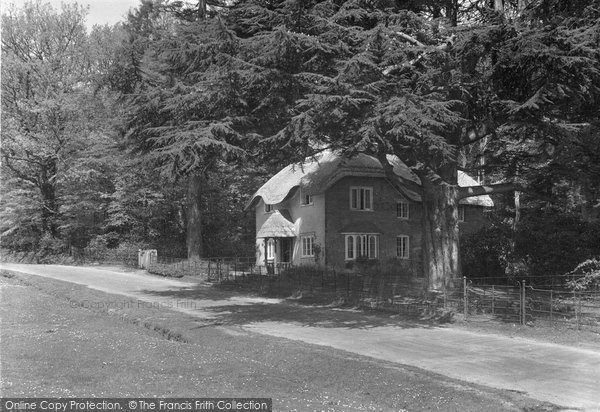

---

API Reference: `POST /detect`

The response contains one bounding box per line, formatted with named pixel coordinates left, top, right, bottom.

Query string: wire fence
left=215, top=266, right=600, bottom=332
left=6, top=246, right=597, bottom=331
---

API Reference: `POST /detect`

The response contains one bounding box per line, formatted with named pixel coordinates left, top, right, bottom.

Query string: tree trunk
left=421, top=178, right=461, bottom=291
left=39, top=158, right=58, bottom=236
left=186, top=172, right=204, bottom=260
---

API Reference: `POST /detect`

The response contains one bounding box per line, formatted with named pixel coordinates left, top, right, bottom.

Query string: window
left=396, top=236, right=409, bottom=259
left=345, top=234, right=378, bottom=260
left=266, top=239, right=275, bottom=260
left=300, top=189, right=313, bottom=206
left=350, top=187, right=373, bottom=211
left=301, top=236, right=315, bottom=257
left=396, top=200, right=409, bottom=219
left=264, top=203, right=273, bottom=213
left=458, top=205, right=465, bottom=222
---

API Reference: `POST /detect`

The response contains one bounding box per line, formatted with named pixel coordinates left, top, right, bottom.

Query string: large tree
left=119, top=0, right=290, bottom=259
left=1, top=1, right=122, bottom=251
left=222, top=0, right=600, bottom=290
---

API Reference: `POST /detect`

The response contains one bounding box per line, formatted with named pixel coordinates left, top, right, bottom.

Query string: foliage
left=461, top=209, right=600, bottom=281
left=147, top=262, right=188, bottom=278
left=514, top=209, right=600, bottom=278
left=461, top=222, right=512, bottom=278
left=566, top=258, right=600, bottom=291
left=2, top=0, right=599, bottom=280
left=1, top=1, right=123, bottom=253
left=81, top=238, right=146, bottom=265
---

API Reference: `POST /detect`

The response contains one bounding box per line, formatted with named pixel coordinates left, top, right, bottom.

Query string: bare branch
left=393, top=31, right=426, bottom=48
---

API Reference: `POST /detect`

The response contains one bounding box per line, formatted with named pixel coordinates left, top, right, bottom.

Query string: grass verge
left=1, top=270, right=561, bottom=411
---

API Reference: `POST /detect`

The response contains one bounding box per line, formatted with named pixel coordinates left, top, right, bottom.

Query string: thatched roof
left=256, top=210, right=296, bottom=238
left=248, top=151, right=493, bottom=208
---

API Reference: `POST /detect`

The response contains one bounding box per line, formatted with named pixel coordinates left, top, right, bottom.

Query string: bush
left=461, top=224, right=512, bottom=279
left=38, top=233, right=67, bottom=256
left=147, top=263, right=186, bottom=278
left=82, top=236, right=147, bottom=265
left=566, top=258, right=600, bottom=291
left=461, top=210, right=600, bottom=283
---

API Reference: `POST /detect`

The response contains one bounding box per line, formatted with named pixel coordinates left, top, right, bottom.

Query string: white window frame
left=264, top=203, right=274, bottom=213
left=266, top=239, right=275, bottom=260
left=396, top=235, right=410, bottom=259
left=396, top=200, right=409, bottom=220
left=349, top=186, right=373, bottom=211
left=300, top=235, right=315, bottom=257
left=458, top=205, right=465, bottom=222
left=299, top=189, right=313, bottom=206
left=345, top=234, right=378, bottom=260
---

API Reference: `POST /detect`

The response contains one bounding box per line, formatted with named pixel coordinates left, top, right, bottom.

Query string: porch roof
left=257, top=210, right=296, bottom=238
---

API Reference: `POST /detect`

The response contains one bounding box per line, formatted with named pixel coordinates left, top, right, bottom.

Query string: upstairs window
left=300, top=189, right=313, bottom=206
left=396, top=236, right=410, bottom=259
left=301, top=236, right=315, bottom=257
left=396, top=200, right=409, bottom=219
left=458, top=205, right=465, bottom=222
left=264, top=203, right=273, bottom=213
left=345, top=234, right=378, bottom=260
left=350, top=187, right=373, bottom=211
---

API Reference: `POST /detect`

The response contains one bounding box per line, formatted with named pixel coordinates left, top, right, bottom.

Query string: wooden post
left=463, top=276, right=468, bottom=320
left=576, top=292, right=581, bottom=330
left=521, top=280, right=526, bottom=325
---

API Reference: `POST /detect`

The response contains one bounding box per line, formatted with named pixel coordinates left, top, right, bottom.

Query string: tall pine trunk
left=186, top=172, right=204, bottom=260
left=421, top=177, right=461, bottom=291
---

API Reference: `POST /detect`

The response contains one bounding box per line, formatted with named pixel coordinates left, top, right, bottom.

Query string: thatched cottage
left=247, top=151, right=492, bottom=271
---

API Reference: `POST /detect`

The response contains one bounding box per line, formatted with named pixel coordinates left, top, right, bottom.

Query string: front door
left=280, top=238, right=292, bottom=263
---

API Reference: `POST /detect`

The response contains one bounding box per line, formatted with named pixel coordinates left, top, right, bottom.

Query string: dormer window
left=350, top=187, right=373, bottom=211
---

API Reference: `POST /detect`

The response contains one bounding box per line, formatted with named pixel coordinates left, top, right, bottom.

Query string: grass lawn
left=1, top=272, right=560, bottom=411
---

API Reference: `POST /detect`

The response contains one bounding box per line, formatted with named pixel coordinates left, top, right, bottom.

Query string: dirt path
left=2, top=263, right=599, bottom=410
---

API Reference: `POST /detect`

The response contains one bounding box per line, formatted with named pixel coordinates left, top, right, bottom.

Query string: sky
left=4, top=0, right=141, bottom=28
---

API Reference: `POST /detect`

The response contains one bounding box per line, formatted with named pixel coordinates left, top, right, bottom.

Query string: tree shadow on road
left=140, top=283, right=445, bottom=330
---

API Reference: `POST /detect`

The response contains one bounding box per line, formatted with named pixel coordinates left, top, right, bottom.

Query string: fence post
left=491, top=285, right=495, bottom=315
left=521, top=280, right=526, bottom=325
left=550, top=289, right=553, bottom=323
left=576, top=291, right=581, bottom=330
left=463, top=276, right=468, bottom=321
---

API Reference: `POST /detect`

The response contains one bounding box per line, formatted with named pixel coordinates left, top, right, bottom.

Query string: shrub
left=566, top=258, right=600, bottom=291
left=461, top=224, right=512, bottom=279
left=147, top=263, right=186, bottom=278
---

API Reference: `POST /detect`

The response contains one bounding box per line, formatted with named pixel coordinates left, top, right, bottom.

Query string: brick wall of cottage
left=324, top=177, right=489, bottom=270
left=324, top=176, right=424, bottom=269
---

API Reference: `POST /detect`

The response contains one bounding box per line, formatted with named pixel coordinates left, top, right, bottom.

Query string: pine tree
left=120, top=0, right=283, bottom=259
